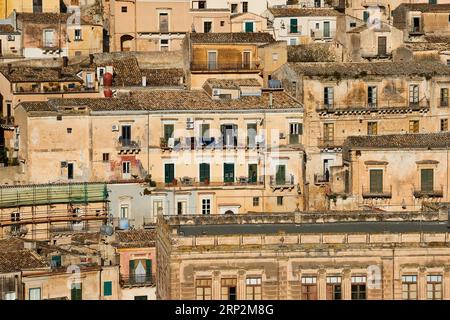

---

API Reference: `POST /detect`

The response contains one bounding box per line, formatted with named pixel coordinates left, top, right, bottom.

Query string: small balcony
left=270, top=175, right=296, bottom=191
left=120, top=274, right=156, bottom=288
left=160, top=137, right=263, bottom=151
left=190, top=61, right=261, bottom=72
left=413, top=185, right=444, bottom=198
left=117, top=138, right=141, bottom=154
left=362, top=185, right=392, bottom=198
left=440, top=99, right=449, bottom=108
left=0, top=116, right=14, bottom=127
left=160, top=176, right=264, bottom=188
left=314, top=173, right=329, bottom=185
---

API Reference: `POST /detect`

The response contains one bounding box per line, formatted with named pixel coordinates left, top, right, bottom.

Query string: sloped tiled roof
left=140, top=68, right=185, bottom=87
left=395, top=3, right=450, bottom=13
left=114, top=230, right=156, bottom=248
left=289, top=61, right=450, bottom=78
left=269, top=8, right=342, bottom=17
left=0, top=24, right=15, bottom=33
left=0, top=66, right=82, bottom=82
left=189, top=32, right=275, bottom=44
left=203, top=78, right=261, bottom=90
left=17, top=12, right=101, bottom=25
left=0, top=250, right=48, bottom=273
left=19, top=90, right=302, bottom=113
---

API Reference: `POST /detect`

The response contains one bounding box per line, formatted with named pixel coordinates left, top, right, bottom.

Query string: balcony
left=310, top=29, right=335, bottom=40
left=413, top=186, right=444, bottom=198
left=160, top=177, right=264, bottom=188
left=190, top=61, right=261, bottom=72
left=117, top=138, right=141, bottom=154
left=314, top=173, right=329, bottom=185
left=362, top=185, right=392, bottom=198
left=440, top=99, right=449, bottom=108
left=270, top=175, right=296, bottom=191
left=160, top=137, right=264, bottom=151
left=143, top=217, right=157, bottom=228
left=316, top=102, right=430, bottom=116
left=120, top=274, right=156, bottom=288
left=317, top=138, right=346, bottom=149
left=0, top=117, right=14, bottom=127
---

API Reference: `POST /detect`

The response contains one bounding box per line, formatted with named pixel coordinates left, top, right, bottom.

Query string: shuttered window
left=199, top=163, right=210, bottom=183
left=71, top=283, right=82, bottom=300
left=290, top=18, right=298, bottom=33
left=369, top=169, right=383, bottom=193
left=421, top=169, right=434, bottom=192
left=104, top=281, right=112, bottom=296
left=409, top=85, right=419, bottom=104
left=367, top=122, right=377, bottom=135
left=409, top=120, right=419, bottom=133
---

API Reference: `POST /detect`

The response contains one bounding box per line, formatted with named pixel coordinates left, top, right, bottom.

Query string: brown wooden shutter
left=370, top=169, right=383, bottom=193
left=421, top=169, right=433, bottom=192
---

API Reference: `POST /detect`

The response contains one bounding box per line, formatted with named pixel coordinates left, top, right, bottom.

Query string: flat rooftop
left=177, top=221, right=449, bottom=236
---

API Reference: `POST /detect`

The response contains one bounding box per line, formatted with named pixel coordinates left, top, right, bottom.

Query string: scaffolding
left=0, top=183, right=109, bottom=240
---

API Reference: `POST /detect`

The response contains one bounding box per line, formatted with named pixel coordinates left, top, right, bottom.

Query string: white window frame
left=29, top=287, right=41, bottom=300
left=201, top=197, right=212, bottom=215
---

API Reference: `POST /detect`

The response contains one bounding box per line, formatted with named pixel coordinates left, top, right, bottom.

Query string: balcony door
left=420, top=169, right=434, bottom=192
left=207, top=51, right=217, bottom=70
left=323, top=21, right=330, bottom=38
left=33, top=0, right=43, bottom=13
left=412, top=17, right=420, bottom=33
left=248, top=164, right=257, bottom=183
left=121, top=125, right=131, bottom=145
left=224, top=163, right=235, bottom=183
left=243, top=51, right=251, bottom=69
left=276, top=165, right=286, bottom=185
left=377, top=37, right=387, bottom=56
left=164, top=163, right=175, bottom=184
left=199, top=163, right=210, bottom=184
left=323, top=123, right=334, bottom=142
left=159, top=13, right=169, bottom=32
left=369, top=169, right=383, bottom=193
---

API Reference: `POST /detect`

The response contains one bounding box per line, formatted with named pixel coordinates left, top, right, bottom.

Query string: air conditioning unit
left=112, top=124, right=119, bottom=131
left=7, top=35, right=15, bottom=41
left=61, top=161, right=68, bottom=168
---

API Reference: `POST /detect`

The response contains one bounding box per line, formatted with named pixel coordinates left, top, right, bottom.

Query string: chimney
left=63, top=56, right=68, bottom=67
left=142, top=76, right=147, bottom=87
left=7, top=63, right=12, bottom=75
left=89, top=54, right=94, bottom=65
left=269, top=92, right=273, bottom=107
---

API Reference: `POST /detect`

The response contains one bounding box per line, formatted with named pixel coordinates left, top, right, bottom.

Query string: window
left=202, top=198, right=211, bottom=215
left=121, top=125, right=131, bottom=144
left=224, top=163, right=235, bottom=183
left=102, top=153, right=109, bottom=162
left=43, top=29, right=55, bottom=47
left=163, top=124, right=174, bottom=142
left=203, top=21, right=212, bottom=33
left=160, top=39, right=169, bottom=51
left=177, top=201, right=187, bottom=215
left=247, top=123, right=257, bottom=147
left=221, top=278, right=237, bottom=300
left=244, top=21, right=254, bottom=32
left=122, top=161, right=131, bottom=174
left=275, top=165, right=286, bottom=185
left=367, top=122, right=378, bottom=135
left=120, top=205, right=129, bottom=219
left=324, top=87, right=334, bottom=107
left=323, top=123, right=334, bottom=141
left=159, top=13, right=169, bottom=32
left=207, top=51, right=217, bottom=70
left=134, top=295, right=147, bottom=300
left=441, top=119, right=448, bottom=132
left=220, top=21, right=225, bottom=27
left=242, top=1, right=248, bottom=12
left=248, top=164, right=258, bottom=183
left=447, top=59, right=450, bottom=67
left=67, top=128, right=72, bottom=134
left=402, top=275, right=417, bottom=300
left=323, top=21, right=330, bottom=38
left=351, top=276, right=366, bottom=300
left=231, top=3, right=238, bottom=13
left=71, top=283, right=82, bottom=300
left=246, top=278, right=262, bottom=300
left=369, top=169, right=383, bottom=193
left=421, top=168, right=434, bottom=192
left=196, top=279, right=212, bottom=300
left=164, top=163, right=174, bottom=184
left=51, top=255, right=61, bottom=267
left=289, top=122, right=302, bottom=144
left=301, top=276, right=317, bottom=300
left=199, top=163, right=210, bottom=184
left=290, top=18, right=298, bottom=33
left=409, top=85, right=419, bottom=104
left=427, top=275, right=442, bottom=300
left=289, top=38, right=297, bottom=46
left=253, top=197, right=259, bottom=207
left=121, top=6, right=127, bottom=12
left=326, top=276, right=342, bottom=300
left=367, top=86, right=377, bottom=107
left=440, top=88, right=449, bottom=107
left=74, top=29, right=82, bottom=41
left=409, top=120, right=419, bottom=133
left=153, top=200, right=163, bottom=216
left=104, top=281, right=112, bottom=296
left=350, top=22, right=356, bottom=27
left=29, top=288, right=41, bottom=300
left=221, top=124, right=237, bottom=147
left=277, top=196, right=283, bottom=206
left=67, top=163, right=74, bottom=180
left=377, top=36, right=387, bottom=56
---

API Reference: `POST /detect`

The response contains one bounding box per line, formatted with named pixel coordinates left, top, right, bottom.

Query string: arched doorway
left=120, top=35, right=134, bottom=52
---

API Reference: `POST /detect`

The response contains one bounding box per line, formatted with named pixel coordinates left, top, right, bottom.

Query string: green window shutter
left=245, top=22, right=254, bottom=32
left=145, top=259, right=152, bottom=282
left=369, top=169, right=383, bottom=193
left=248, top=164, right=257, bottom=183
left=129, top=259, right=135, bottom=277
left=224, top=163, right=235, bottom=183
left=276, top=165, right=286, bottom=185
left=290, top=18, right=298, bottom=33
left=164, top=164, right=174, bottom=184
left=421, top=169, right=433, bottom=192
left=104, top=281, right=112, bottom=296
left=71, top=283, right=82, bottom=300
left=51, top=255, right=61, bottom=267
left=199, top=163, right=210, bottom=183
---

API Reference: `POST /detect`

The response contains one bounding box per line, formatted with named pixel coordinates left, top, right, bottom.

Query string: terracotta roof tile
left=189, top=32, right=275, bottom=44
left=140, top=68, right=185, bottom=87
left=269, top=8, right=342, bottom=17
left=395, top=3, right=450, bottom=13
left=0, top=24, right=15, bottom=33
left=0, top=66, right=82, bottom=83
left=17, top=12, right=99, bottom=25
left=203, top=78, right=261, bottom=90
left=114, top=230, right=156, bottom=248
